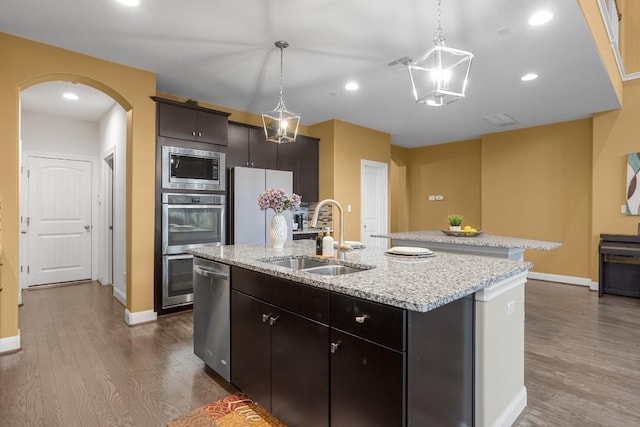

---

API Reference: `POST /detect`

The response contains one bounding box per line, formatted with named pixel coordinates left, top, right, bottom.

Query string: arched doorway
left=18, top=80, right=128, bottom=306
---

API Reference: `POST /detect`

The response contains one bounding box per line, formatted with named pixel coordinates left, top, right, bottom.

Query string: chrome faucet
left=311, top=199, right=352, bottom=253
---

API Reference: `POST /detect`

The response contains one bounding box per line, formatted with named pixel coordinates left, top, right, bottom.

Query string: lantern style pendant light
left=262, top=40, right=300, bottom=143
left=408, top=0, right=473, bottom=106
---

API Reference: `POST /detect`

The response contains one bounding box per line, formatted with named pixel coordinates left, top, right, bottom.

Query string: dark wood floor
left=0, top=282, right=233, bottom=427
left=1, top=280, right=639, bottom=426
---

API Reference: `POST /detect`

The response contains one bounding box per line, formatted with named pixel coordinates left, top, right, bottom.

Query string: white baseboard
left=124, top=309, right=157, bottom=326
left=491, top=386, right=527, bottom=427
left=113, top=287, right=126, bottom=306
left=0, top=331, right=21, bottom=354
left=527, top=272, right=595, bottom=289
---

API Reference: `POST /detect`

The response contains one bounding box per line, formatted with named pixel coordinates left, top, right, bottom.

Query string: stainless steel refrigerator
left=230, top=167, right=294, bottom=244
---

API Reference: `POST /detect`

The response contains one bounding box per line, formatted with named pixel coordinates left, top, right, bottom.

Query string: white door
left=28, top=156, right=92, bottom=285
left=361, top=160, right=388, bottom=249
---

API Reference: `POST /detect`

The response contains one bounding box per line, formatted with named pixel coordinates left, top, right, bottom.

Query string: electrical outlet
left=428, top=195, right=436, bottom=201
left=506, top=301, right=515, bottom=316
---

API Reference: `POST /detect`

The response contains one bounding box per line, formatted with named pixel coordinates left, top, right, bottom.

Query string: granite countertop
left=373, top=230, right=561, bottom=251
left=189, top=240, right=532, bottom=312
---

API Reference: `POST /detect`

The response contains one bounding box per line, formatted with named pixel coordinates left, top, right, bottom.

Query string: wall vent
left=482, top=113, right=519, bottom=127
left=387, top=56, right=413, bottom=72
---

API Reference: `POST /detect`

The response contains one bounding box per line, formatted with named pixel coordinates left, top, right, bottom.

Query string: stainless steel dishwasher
left=193, top=257, right=230, bottom=381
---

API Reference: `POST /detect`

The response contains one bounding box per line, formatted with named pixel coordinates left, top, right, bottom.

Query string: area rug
left=167, top=392, right=286, bottom=427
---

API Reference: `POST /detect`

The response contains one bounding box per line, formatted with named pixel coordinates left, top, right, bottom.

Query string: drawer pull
left=355, top=315, right=369, bottom=324
left=330, top=341, right=341, bottom=353
left=269, top=316, right=280, bottom=326
left=262, top=314, right=270, bottom=323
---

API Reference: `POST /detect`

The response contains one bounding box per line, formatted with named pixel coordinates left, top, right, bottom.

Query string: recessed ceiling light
left=63, top=92, right=79, bottom=100
left=117, top=0, right=140, bottom=6
left=529, top=10, right=553, bottom=26
left=345, top=81, right=359, bottom=91
left=521, top=73, right=538, bottom=81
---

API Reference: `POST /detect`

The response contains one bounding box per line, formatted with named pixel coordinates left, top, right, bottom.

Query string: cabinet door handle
left=192, top=131, right=196, bottom=137
left=198, top=132, right=202, bottom=137
left=330, top=341, right=341, bottom=353
left=251, top=162, right=255, bottom=167
left=355, top=315, right=369, bottom=324
left=262, top=314, right=270, bottom=323
left=269, top=316, right=279, bottom=326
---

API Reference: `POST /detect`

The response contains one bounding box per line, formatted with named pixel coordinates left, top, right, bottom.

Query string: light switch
left=621, top=205, right=627, bottom=214
left=428, top=195, right=436, bottom=201
left=435, top=195, right=444, bottom=201
left=347, top=204, right=352, bottom=212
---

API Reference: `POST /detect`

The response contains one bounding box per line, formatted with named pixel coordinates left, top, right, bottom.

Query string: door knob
left=330, top=341, right=341, bottom=353
left=262, top=314, right=270, bottom=323
left=20, top=230, right=27, bottom=234
left=85, top=225, right=91, bottom=230
left=269, top=316, right=279, bottom=326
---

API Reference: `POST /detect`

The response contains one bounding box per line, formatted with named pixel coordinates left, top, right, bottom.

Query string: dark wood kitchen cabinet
left=152, top=97, right=230, bottom=145
left=226, top=122, right=277, bottom=170
left=276, top=134, right=319, bottom=201
left=227, top=265, right=473, bottom=427
left=231, top=268, right=329, bottom=427
left=329, top=292, right=406, bottom=426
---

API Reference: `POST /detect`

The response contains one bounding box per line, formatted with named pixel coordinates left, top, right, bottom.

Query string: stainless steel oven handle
left=194, top=266, right=229, bottom=280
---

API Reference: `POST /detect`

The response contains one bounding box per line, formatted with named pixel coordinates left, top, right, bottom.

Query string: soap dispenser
left=322, top=227, right=335, bottom=257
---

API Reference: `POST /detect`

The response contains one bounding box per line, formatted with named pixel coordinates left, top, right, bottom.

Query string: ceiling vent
left=387, top=56, right=413, bottom=72
left=482, top=113, right=519, bottom=127
left=496, top=27, right=512, bottom=37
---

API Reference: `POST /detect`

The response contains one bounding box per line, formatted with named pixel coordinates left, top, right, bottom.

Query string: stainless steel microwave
left=162, top=146, right=226, bottom=191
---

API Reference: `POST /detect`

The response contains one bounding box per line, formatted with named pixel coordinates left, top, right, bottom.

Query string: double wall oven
left=160, top=146, right=226, bottom=310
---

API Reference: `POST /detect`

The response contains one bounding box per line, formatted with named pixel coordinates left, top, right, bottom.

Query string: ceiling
left=4, top=0, right=619, bottom=148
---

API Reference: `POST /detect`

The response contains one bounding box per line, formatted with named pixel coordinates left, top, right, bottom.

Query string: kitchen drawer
left=330, top=293, right=406, bottom=351
left=232, top=266, right=329, bottom=324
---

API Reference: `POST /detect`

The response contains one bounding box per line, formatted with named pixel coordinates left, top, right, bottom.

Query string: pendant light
left=408, top=0, right=473, bottom=106
left=262, top=40, right=300, bottom=143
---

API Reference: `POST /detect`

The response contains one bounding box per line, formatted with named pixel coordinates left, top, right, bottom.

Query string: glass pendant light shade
left=262, top=41, right=300, bottom=143
left=408, top=0, right=473, bottom=106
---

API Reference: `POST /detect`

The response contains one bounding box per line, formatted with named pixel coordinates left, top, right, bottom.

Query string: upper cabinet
left=227, top=123, right=278, bottom=170
left=277, top=135, right=319, bottom=202
left=152, top=97, right=230, bottom=146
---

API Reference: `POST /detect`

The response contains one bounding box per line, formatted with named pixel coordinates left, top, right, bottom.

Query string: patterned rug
left=168, top=393, right=286, bottom=426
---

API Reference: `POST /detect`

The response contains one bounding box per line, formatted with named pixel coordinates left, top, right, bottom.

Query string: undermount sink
left=265, top=257, right=327, bottom=270
left=261, top=256, right=371, bottom=276
left=299, top=264, right=367, bottom=276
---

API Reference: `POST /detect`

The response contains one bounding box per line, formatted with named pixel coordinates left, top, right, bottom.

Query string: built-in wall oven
left=162, top=193, right=225, bottom=309
left=162, top=146, right=226, bottom=191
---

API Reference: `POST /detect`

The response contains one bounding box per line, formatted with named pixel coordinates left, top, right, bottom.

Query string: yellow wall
left=578, top=0, right=624, bottom=103
left=592, top=78, right=640, bottom=278
left=390, top=145, right=409, bottom=232
left=620, top=0, right=640, bottom=73
left=482, top=120, right=593, bottom=277
left=308, top=120, right=391, bottom=241
left=0, top=32, right=156, bottom=340
left=405, top=139, right=482, bottom=231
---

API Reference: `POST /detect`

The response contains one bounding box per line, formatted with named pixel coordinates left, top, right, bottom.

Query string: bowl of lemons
left=441, top=225, right=484, bottom=237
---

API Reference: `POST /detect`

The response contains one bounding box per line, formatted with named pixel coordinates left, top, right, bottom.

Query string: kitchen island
left=374, top=230, right=561, bottom=261
left=190, top=240, right=532, bottom=427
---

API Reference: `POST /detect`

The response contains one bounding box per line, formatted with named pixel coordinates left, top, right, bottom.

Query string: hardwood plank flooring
left=0, top=282, right=233, bottom=427
left=515, top=280, right=640, bottom=426
left=1, top=279, right=639, bottom=426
